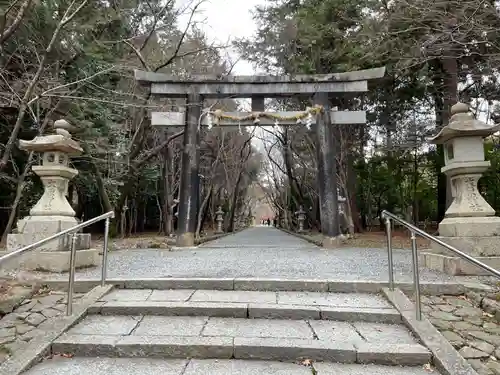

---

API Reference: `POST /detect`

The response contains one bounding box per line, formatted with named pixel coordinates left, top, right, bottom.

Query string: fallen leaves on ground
left=91, top=230, right=219, bottom=251
left=423, top=363, right=434, bottom=372
left=51, top=352, right=74, bottom=359
left=302, top=230, right=431, bottom=249
left=299, top=358, right=313, bottom=366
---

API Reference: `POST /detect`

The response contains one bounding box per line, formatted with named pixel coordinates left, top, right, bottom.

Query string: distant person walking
left=266, top=218, right=271, bottom=226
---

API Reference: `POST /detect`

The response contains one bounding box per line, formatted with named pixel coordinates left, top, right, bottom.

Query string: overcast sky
left=176, top=0, right=273, bottom=153
left=177, top=0, right=267, bottom=75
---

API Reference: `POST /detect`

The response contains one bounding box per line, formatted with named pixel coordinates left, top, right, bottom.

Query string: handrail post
left=101, top=217, right=110, bottom=286
left=385, top=217, right=395, bottom=291
left=66, top=232, right=78, bottom=316
left=410, top=230, right=422, bottom=320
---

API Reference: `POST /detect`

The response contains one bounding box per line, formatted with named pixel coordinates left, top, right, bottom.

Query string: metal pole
left=410, top=231, right=422, bottom=320
left=385, top=218, right=394, bottom=291
left=101, top=217, right=110, bottom=287
left=66, top=233, right=78, bottom=316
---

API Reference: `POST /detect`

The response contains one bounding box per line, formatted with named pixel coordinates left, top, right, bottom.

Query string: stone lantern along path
left=215, top=206, right=224, bottom=234
left=420, top=102, right=500, bottom=276
left=6, top=119, right=99, bottom=272
left=295, top=205, right=306, bottom=232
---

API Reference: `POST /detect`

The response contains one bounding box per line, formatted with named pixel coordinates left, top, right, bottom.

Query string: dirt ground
left=0, top=228, right=430, bottom=251
left=303, top=230, right=432, bottom=249
left=345, top=230, right=431, bottom=248
left=91, top=229, right=219, bottom=250
left=97, top=229, right=431, bottom=250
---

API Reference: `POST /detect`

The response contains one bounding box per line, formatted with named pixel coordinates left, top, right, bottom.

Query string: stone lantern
left=7, top=119, right=99, bottom=272
left=338, top=194, right=348, bottom=235
left=338, top=193, right=347, bottom=214
left=420, top=103, right=500, bottom=275
left=215, top=206, right=224, bottom=234
left=295, top=205, right=306, bottom=232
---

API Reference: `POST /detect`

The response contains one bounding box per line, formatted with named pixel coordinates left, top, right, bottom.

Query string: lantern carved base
left=420, top=216, right=500, bottom=276
left=419, top=252, right=500, bottom=276
left=6, top=215, right=98, bottom=273
left=0, top=247, right=99, bottom=273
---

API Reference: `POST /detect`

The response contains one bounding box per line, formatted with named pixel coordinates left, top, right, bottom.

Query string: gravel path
left=32, top=227, right=460, bottom=282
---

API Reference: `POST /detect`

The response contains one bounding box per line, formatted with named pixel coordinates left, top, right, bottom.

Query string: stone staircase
left=20, top=280, right=475, bottom=374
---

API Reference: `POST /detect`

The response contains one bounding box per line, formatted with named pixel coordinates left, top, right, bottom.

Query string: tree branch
left=0, top=0, right=32, bottom=47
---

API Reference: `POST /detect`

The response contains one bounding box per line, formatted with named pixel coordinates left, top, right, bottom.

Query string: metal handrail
left=381, top=210, right=500, bottom=321
left=0, top=211, right=114, bottom=316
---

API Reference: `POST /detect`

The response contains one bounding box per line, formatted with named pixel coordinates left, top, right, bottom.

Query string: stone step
left=90, top=288, right=401, bottom=323
left=23, top=357, right=436, bottom=375
left=40, top=277, right=469, bottom=296
left=91, top=300, right=401, bottom=323
left=51, top=314, right=431, bottom=365
left=53, top=334, right=430, bottom=365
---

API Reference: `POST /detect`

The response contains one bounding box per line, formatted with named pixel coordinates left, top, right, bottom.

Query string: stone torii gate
left=135, top=68, right=385, bottom=247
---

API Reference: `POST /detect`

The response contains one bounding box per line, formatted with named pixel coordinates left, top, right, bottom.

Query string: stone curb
left=195, top=227, right=247, bottom=245
left=52, top=334, right=431, bottom=365
left=40, top=277, right=471, bottom=295
left=89, top=301, right=402, bottom=323
left=164, top=227, right=248, bottom=247
left=0, top=284, right=113, bottom=375
left=277, top=228, right=323, bottom=246
left=383, top=288, right=478, bottom=375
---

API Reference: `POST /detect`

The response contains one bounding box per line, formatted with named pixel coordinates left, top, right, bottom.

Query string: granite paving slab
left=132, top=316, right=207, bottom=336
left=93, top=301, right=250, bottom=319
left=98, top=289, right=394, bottom=311
left=313, top=362, right=435, bottom=374
left=351, top=322, right=416, bottom=344
left=201, top=317, right=313, bottom=339
left=277, top=291, right=391, bottom=308
left=67, top=315, right=142, bottom=336
left=91, top=300, right=401, bottom=323
left=101, top=290, right=153, bottom=302
left=148, top=290, right=195, bottom=301
left=190, top=290, right=278, bottom=304
left=22, top=358, right=439, bottom=375
left=53, top=332, right=430, bottom=364
left=65, top=315, right=420, bottom=345
left=309, top=321, right=365, bottom=343
left=185, top=359, right=311, bottom=374
left=22, top=356, right=188, bottom=375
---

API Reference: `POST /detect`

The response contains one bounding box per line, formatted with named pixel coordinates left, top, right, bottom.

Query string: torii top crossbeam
left=134, top=67, right=386, bottom=98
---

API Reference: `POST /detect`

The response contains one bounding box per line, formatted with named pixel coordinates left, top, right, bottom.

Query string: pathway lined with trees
left=2, top=0, right=500, bottom=244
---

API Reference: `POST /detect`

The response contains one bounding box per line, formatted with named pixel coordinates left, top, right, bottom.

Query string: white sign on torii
left=151, top=110, right=367, bottom=127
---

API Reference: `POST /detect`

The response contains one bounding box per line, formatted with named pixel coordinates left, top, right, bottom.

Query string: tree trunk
left=228, top=171, right=244, bottom=232
left=196, top=186, right=212, bottom=237
left=81, top=142, right=113, bottom=212
left=162, top=145, right=174, bottom=236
